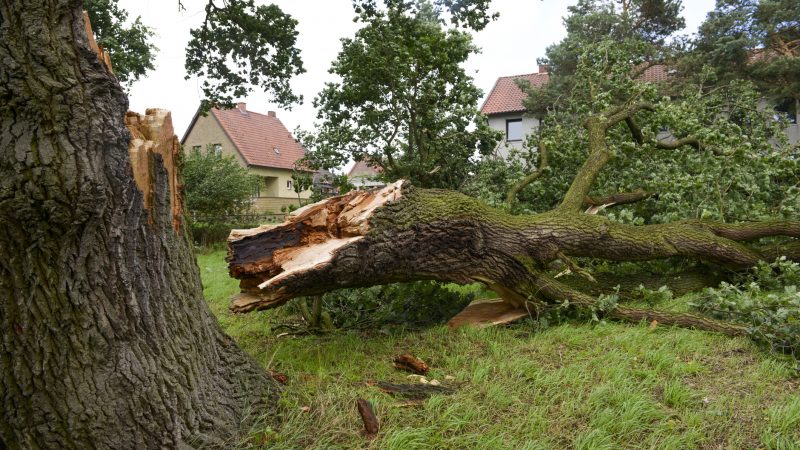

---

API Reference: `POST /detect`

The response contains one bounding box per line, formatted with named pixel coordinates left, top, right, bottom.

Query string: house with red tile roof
left=480, top=65, right=550, bottom=158
left=481, top=63, right=679, bottom=158
left=347, top=159, right=385, bottom=190
left=181, top=103, right=310, bottom=212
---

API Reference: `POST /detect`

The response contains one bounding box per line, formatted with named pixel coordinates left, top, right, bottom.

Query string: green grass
left=196, top=249, right=800, bottom=449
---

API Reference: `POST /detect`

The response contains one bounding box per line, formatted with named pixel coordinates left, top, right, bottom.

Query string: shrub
left=690, top=258, right=800, bottom=357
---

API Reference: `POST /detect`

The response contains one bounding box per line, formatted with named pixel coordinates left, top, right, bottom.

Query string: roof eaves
left=479, top=77, right=503, bottom=114
left=180, top=106, right=203, bottom=145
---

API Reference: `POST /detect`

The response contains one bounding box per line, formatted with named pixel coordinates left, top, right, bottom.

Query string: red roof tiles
left=190, top=104, right=306, bottom=170
left=480, top=72, right=550, bottom=115
left=348, top=159, right=381, bottom=178
left=481, top=64, right=674, bottom=116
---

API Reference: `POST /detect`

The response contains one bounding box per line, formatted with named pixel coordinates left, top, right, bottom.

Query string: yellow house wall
left=182, top=113, right=311, bottom=214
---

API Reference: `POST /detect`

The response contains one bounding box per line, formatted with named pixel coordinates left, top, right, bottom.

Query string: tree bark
left=0, top=1, right=276, bottom=447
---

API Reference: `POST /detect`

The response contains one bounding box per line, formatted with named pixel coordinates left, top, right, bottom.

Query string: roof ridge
left=498, top=72, right=546, bottom=79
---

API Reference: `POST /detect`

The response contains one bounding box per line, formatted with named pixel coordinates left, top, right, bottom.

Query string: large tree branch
left=605, top=102, right=656, bottom=128
left=558, top=118, right=612, bottom=211
left=584, top=188, right=657, bottom=209
left=227, top=182, right=798, bottom=340
left=505, top=141, right=549, bottom=205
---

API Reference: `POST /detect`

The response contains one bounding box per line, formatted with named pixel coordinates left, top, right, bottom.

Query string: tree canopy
left=85, top=0, right=305, bottom=110
left=690, top=0, right=800, bottom=103
left=300, top=0, right=499, bottom=189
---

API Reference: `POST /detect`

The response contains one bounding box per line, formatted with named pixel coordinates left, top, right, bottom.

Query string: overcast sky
left=120, top=0, right=716, bottom=139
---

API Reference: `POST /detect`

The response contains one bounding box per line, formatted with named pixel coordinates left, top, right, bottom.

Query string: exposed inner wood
left=228, top=180, right=405, bottom=312
left=447, top=298, right=530, bottom=329
left=125, top=109, right=184, bottom=231
left=82, top=11, right=113, bottom=73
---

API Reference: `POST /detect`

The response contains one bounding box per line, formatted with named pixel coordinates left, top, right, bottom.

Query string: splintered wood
left=393, top=354, right=429, bottom=375
left=227, top=181, right=405, bottom=312
left=82, top=11, right=113, bottom=73
left=446, top=298, right=529, bottom=329
left=125, top=109, right=183, bottom=231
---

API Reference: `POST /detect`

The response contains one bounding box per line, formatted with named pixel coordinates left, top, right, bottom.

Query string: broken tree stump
left=124, top=109, right=184, bottom=231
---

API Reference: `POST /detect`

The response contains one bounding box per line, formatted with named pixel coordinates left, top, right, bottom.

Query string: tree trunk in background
left=0, top=1, right=277, bottom=447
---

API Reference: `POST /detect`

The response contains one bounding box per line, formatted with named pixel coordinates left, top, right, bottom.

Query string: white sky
left=120, top=0, right=716, bottom=139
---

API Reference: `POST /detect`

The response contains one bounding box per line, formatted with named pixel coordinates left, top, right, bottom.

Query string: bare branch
left=624, top=117, right=645, bottom=144
left=505, top=141, right=549, bottom=205
left=584, top=188, right=657, bottom=208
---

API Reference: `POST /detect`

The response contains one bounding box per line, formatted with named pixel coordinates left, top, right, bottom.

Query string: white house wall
left=487, top=112, right=539, bottom=158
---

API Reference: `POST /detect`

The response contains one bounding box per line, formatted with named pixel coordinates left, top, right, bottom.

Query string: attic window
left=506, top=119, right=523, bottom=142
left=274, top=147, right=280, bottom=154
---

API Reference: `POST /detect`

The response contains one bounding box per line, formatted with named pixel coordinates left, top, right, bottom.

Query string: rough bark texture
left=0, top=1, right=277, bottom=448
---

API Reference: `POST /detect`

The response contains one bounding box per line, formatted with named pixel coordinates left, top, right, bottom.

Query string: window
left=212, top=143, right=222, bottom=156
left=775, top=98, right=798, bottom=124
left=286, top=180, right=293, bottom=191
left=506, top=119, right=523, bottom=142
left=252, top=180, right=261, bottom=198
left=191, top=145, right=201, bottom=153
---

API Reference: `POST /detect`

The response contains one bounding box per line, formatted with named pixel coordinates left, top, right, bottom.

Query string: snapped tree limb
left=226, top=180, right=798, bottom=335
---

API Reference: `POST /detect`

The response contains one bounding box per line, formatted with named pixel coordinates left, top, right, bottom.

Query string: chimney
left=236, top=102, right=246, bottom=111
left=268, top=111, right=276, bottom=117
left=538, top=64, right=550, bottom=74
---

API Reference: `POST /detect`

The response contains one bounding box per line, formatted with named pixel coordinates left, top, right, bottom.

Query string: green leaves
left=303, top=1, right=498, bottom=190
left=185, top=0, right=304, bottom=111
left=691, top=258, right=800, bottom=357
left=85, top=0, right=157, bottom=88
left=182, top=146, right=258, bottom=219
left=692, top=0, right=800, bottom=101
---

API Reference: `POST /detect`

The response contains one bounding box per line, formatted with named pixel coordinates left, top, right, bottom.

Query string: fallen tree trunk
left=226, top=180, right=797, bottom=334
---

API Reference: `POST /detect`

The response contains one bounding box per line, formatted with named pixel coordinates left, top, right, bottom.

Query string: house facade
left=181, top=103, right=311, bottom=213
left=348, top=160, right=385, bottom=190
left=480, top=66, right=550, bottom=158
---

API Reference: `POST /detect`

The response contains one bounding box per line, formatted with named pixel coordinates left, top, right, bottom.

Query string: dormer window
left=506, top=118, right=523, bottom=142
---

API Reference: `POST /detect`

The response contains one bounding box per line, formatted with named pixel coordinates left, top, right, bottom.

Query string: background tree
left=84, top=0, right=157, bottom=88
left=182, top=147, right=258, bottom=220
left=689, top=0, right=799, bottom=117
left=300, top=0, right=499, bottom=190
left=185, top=0, right=305, bottom=111
left=290, top=169, right=313, bottom=205
left=85, top=0, right=305, bottom=109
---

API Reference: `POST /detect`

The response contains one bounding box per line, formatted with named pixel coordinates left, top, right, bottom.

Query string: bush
left=690, top=257, right=800, bottom=357
left=182, top=147, right=259, bottom=219
left=189, top=220, right=259, bottom=247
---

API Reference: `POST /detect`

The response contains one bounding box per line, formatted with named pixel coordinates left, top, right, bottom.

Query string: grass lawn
left=197, top=249, right=800, bottom=449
